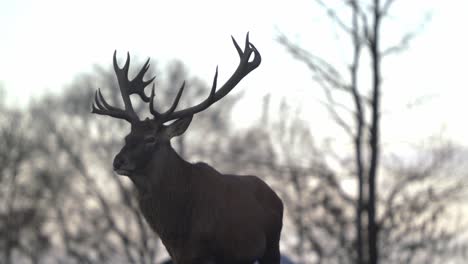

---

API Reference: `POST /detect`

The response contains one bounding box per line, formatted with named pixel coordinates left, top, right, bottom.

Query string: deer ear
left=164, top=115, right=193, bottom=138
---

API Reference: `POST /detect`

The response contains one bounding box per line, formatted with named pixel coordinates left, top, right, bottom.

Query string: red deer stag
left=91, top=34, right=283, bottom=264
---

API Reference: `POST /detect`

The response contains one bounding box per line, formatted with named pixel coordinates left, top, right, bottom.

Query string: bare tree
left=0, top=108, right=54, bottom=263
left=269, top=1, right=468, bottom=263
left=29, top=73, right=160, bottom=264
left=0, top=55, right=242, bottom=263
left=229, top=100, right=467, bottom=264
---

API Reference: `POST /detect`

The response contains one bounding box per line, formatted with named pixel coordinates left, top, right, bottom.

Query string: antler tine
left=92, top=51, right=158, bottom=123
left=149, top=84, right=161, bottom=118
left=233, top=33, right=261, bottom=73
left=128, top=57, right=155, bottom=102
left=91, top=89, right=135, bottom=122
left=160, top=81, right=186, bottom=117
left=158, top=33, right=261, bottom=122
left=149, top=82, right=187, bottom=120
left=111, top=51, right=139, bottom=121
left=113, top=51, right=153, bottom=103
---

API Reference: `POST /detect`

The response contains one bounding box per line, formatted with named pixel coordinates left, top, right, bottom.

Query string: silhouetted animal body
left=92, top=34, right=283, bottom=264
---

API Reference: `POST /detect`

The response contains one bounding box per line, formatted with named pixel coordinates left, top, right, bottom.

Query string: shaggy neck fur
left=130, top=142, right=190, bottom=194
left=129, top=142, right=195, bottom=242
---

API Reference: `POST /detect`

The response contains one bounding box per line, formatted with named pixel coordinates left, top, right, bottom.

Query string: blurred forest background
left=1, top=0, right=468, bottom=263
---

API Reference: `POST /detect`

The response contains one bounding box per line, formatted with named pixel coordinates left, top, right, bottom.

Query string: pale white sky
left=1, top=0, right=467, bottom=147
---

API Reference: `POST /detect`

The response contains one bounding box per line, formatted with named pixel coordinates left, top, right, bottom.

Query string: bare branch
left=277, top=34, right=349, bottom=91
left=380, top=0, right=397, bottom=16
left=315, top=0, right=353, bottom=34
left=382, top=13, right=431, bottom=56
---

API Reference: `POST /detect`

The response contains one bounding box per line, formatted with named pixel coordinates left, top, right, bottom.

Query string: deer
left=91, top=34, right=283, bottom=264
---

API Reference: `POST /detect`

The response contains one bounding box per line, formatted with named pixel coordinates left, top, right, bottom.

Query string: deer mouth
left=114, top=168, right=133, bottom=176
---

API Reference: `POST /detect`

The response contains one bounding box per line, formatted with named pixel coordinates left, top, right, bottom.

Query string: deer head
left=91, top=34, right=261, bottom=176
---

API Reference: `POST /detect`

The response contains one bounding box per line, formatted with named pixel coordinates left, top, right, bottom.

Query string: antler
left=150, top=33, right=261, bottom=123
left=92, top=51, right=155, bottom=123
left=92, top=34, right=260, bottom=124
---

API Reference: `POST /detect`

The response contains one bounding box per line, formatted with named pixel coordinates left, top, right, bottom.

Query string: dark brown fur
left=92, top=35, right=282, bottom=264
left=126, top=141, right=283, bottom=264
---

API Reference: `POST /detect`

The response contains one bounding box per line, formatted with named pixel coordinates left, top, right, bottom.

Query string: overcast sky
left=1, top=0, right=467, bottom=147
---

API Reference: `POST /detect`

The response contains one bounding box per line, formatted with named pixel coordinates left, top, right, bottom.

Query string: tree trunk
left=368, top=1, right=382, bottom=263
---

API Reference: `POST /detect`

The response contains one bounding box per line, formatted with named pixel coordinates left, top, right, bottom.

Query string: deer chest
left=138, top=194, right=194, bottom=241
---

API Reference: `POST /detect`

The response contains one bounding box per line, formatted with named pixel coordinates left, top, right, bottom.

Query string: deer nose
left=113, top=155, right=126, bottom=169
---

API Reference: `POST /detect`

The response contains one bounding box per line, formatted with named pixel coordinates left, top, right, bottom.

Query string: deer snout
left=113, top=155, right=124, bottom=168
left=113, top=154, right=132, bottom=175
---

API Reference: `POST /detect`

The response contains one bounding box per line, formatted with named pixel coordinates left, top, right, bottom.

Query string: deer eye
left=144, top=136, right=156, bottom=143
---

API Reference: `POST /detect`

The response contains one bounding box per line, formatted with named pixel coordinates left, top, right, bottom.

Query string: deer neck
left=130, top=142, right=195, bottom=239
left=130, top=142, right=192, bottom=196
